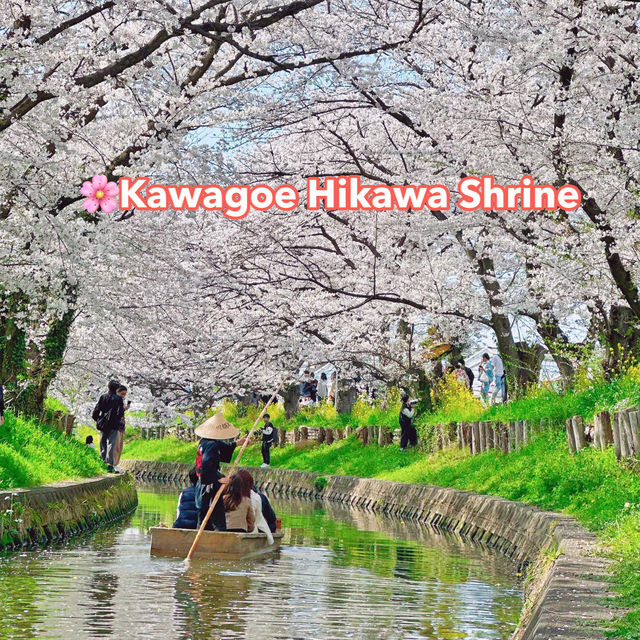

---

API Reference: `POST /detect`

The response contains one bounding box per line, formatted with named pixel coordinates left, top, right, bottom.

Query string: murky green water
left=0, top=484, right=523, bottom=639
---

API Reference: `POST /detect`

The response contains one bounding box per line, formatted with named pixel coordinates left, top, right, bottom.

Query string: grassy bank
left=0, top=412, right=105, bottom=490
left=123, top=429, right=640, bottom=639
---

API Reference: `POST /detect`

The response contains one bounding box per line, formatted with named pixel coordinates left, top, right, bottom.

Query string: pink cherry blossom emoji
left=81, top=174, right=119, bottom=214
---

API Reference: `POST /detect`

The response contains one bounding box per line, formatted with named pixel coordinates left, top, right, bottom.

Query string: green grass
left=0, top=412, right=106, bottom=490
left=122, top=437, right=197, bottom=463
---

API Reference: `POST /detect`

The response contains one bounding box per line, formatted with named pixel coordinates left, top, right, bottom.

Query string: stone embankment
left=120, top=459, right=614, bottom=640
left=0, top=474, right=138, bottom=550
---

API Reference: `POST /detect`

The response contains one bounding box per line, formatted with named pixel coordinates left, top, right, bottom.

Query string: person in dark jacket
left=194, top=413, right=247, bottom=531
left=458, top=359, right=475, bottom=391
left=399, top=394, right=418, bottom=450
left=92, top=380, right=125, bottom=472
left=258, top=413, right=276, bottom=468
left=173, top=467, right=199, bottom=529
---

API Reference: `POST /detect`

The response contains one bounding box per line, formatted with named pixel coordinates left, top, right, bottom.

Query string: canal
left=0, top=484, right=523, bottom=639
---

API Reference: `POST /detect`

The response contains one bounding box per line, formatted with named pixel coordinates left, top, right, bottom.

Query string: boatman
left=194, top=413, right=247, bottom=531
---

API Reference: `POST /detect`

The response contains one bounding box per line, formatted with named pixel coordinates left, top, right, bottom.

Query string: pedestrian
left=458, top=359, right=475, bottom=390
left=85, top=435, right=96, bottom=450
left=92, top=380, right=125, bottom=473
left=309, top=372, right=318, bottom=404
left=173, top=467, right=199, bottom=530
left=454, top=362, right=471, bottom=388
left=478, top=360, right=493, bottom=403
left=485, top=351, right=506, bottom=403
left=329, top=371, right=337, bottom=404
left=317, top=372, right=328, bottom=403
left=194, top=413, right=248, bottom=531
left=258, top=413, right=276, bottom=468
left=113, top=385, right=130, bottom=469
left=399, top=394, right=418, bottom=450
left=300, top=370, right=311, bottom=397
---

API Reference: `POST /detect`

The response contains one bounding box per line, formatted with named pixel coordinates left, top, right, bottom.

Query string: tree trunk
left=601, top=305, right=640, bottom=377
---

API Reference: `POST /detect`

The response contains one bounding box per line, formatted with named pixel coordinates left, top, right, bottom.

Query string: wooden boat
left=150, top=527, right=284, bottom=560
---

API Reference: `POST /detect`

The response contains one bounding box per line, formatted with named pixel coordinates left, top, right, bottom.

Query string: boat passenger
left=237, top=469, right=274, bottom=544
left=173, top=467, right=199, bottom=530
left=259, top=491, right=277, bottom=534
left=194, top=413, right=248, bottom=531
left=223, top=473, right=255, bottom=533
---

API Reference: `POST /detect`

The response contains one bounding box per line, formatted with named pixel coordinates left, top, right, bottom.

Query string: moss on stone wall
left=0, top=474, right=137, bottom=550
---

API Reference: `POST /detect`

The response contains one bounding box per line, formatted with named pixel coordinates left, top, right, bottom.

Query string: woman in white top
left=317, top=372, right=329, bottom=402
left=237, top=469, right=274, bottom=544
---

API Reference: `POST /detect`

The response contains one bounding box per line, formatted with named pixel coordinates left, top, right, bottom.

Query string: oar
left=185, top=378, right=286, bottom=562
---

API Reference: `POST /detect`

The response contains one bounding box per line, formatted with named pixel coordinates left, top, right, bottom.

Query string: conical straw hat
left=195, top=413, right=240, bottom=440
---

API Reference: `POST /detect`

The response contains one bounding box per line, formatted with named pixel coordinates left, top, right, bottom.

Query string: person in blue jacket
left=194, top=413, right=247, bottom=531
left=173, top=467, right=199, bottom=529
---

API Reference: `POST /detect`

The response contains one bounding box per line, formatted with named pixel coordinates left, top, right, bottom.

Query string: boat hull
left=150, top=527, right=283, bottom=560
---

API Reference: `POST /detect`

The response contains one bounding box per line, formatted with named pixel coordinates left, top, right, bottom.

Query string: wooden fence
left=140, top=410, right=640, bottom=463
left=566, top=408, right=640, bottom=461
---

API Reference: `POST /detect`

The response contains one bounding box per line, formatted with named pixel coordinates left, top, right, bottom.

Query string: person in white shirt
left=317, top=372, right=329, bottom=402
left=483, top=352, right=506, bottom=403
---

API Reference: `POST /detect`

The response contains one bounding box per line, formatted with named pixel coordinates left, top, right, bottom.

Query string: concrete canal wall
left=120, top=459, right=614, bottom=640
left=0, top=474, right=138, bottom=549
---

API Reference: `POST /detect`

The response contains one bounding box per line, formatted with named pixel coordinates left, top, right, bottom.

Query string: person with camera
left=399, top=394, right=419, bottom=450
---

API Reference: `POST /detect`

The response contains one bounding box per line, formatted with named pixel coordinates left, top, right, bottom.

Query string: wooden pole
left=566, top=418, right=577, bottom=455
left=629, top=410, right=640, bottom=455
left=621, top=409, right=636, bottom=457
left=572, top=415, right=585, bottom=452
left=471, top=421, right=480, bottom=455
left=599, top=411, right=614, bottom=449
left=612, top=412, right=622, bottom=461
left=185, top=378, right=285, bottom=562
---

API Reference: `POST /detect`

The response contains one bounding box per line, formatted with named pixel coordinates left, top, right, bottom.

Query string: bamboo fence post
left=629, top=410, right=640, bottom=455
left=486, top=422, right=495, bottom=450
left=507, top=422, right=515, bottom=453
left=612, top=412, right=623, bottom=461
left=326, top=428, right=335, bottom=446
left=365, top=425, right=372, bottom=445
left=572, top=415, right=585, bottom=452
left=593, top=413, right=602, bottom=449
left=600, top=411, right=613, bottom=449
left=513, top=421, right=521, bottom=451
left=471, top=422, right=480, bottom=455
left=566, top=418, right=577, bottom=455
left=478, top=422, right=485, bottom=452
left=621, top=409, right=635, bottom=457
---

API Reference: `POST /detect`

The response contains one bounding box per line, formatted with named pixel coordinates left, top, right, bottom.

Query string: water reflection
left=0, top=484, right=522, bottom=640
